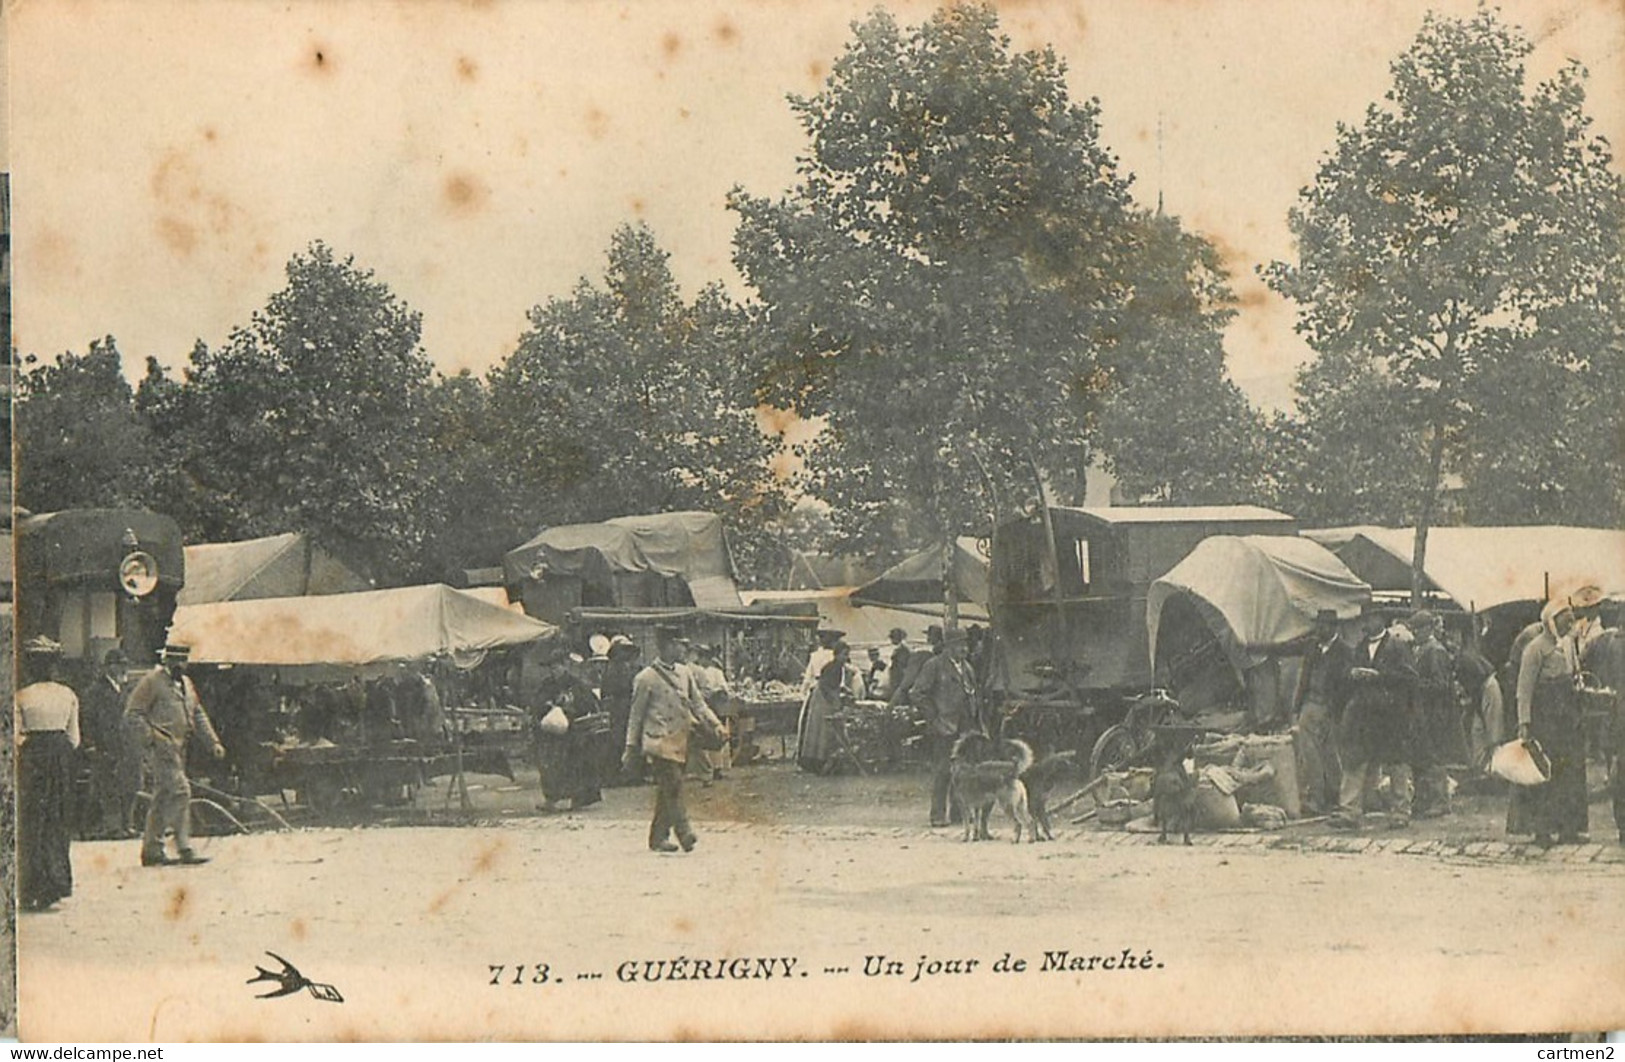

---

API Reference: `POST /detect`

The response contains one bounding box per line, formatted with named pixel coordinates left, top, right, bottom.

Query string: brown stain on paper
left=164, top=886, right=189, bottom=922
left=443, top=172, right=490, bottom=214
left=428, top=838, right=507, bottom=914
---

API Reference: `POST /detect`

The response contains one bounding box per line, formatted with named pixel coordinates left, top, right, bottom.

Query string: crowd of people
left=14, top=588, right=1622, bottom=905
left=1292, top=586, right=1621, bottom=846
left=793, top=622, right=999, bottom=827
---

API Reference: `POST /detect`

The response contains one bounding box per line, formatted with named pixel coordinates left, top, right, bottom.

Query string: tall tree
left=15, top=337, right=157, bottom=512
left=141, top=242, right=440, bottom=583
left=1096, top=214, right=1265, bottom=504
left=730, top=4, right=1254, bottom=558
left=488, top=223, right=789, bottom=579
left=1264, top=8, right=1625, bottom=595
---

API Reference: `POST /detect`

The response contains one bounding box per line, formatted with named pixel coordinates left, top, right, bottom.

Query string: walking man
left=623, top=626, right=704, bottom=853
left=124, top=643, right=225, bottom=867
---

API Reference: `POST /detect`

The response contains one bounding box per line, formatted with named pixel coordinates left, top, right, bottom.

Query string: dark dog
left=949, top=734, right=1037, bottom=843
left=1020, top=750, right=1081, bottom=841
left=1151, top=739, right=1198, bottom=845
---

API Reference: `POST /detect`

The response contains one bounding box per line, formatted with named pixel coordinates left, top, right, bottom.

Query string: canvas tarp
left=1148, top=536, right=1371, bottom=672
left=503, top=510, right=741, bottom=608
left=742, top=588, right=986, bottom=646
left=1304, top=526, right=1625, bottom=611
left=177, top=532, right=372, bottom=606
left=850, top=537, right=990, bottom=610
left=167, top=583, right=556, bottom=671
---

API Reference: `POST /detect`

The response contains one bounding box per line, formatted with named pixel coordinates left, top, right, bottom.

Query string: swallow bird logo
left=247, top=952, right=344, bottom=1003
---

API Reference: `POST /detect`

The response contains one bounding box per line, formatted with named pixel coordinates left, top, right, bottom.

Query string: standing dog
left=1151, top=737, right=1198, bottom=845
left=1021, top=749, right=1080, bottom=841
left=949, top=734, right=1037, bottom=843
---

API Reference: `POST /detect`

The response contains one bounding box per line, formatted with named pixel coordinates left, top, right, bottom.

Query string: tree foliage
left=15, top=337, right=158, bottom=512
left=730, top=4, right=1262, bottom=555
left=1264, top=7, right=1625, bottom=532
left=141, top=242, right=441, bottom=583
left=488, top=223, right=790, bottom=579
left=1096, top=214, right=1265, bottom=504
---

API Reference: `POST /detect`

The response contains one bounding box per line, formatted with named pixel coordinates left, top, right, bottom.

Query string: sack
left=538, top=706, right=570, bottom=737
left=692, top=713, right=727, bottom=752
left=1489, top=738, right=1550, bottom=787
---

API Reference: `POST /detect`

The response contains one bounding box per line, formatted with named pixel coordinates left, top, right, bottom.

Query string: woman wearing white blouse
left=16, top=636, right=82, bottom=911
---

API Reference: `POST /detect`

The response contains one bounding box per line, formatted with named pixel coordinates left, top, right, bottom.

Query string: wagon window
left=1075, top=538, right=1091, bottom=588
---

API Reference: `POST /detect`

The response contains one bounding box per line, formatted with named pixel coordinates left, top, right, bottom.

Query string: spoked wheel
left=1089, top=723, right=1150, bottom=779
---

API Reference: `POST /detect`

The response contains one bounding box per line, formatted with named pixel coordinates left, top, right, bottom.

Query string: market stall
left=168, top=583, right=557, bottom=813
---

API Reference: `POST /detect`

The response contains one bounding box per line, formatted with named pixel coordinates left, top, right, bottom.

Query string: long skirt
left=1509, top=678, right=1588, bottom=839
left=19, top=732, right=76, bottom=909
left=795, top=687, right=837, bottom=773
left=537, top=729, right=604, bottom=808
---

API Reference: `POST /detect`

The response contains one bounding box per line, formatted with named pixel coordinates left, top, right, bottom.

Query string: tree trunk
left=1410, top=417, right=1449, bottom=607
left=942, top=535, right=959, bottom=631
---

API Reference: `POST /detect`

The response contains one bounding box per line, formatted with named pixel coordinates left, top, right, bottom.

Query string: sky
left=8, top=0, right=1625, bottom=413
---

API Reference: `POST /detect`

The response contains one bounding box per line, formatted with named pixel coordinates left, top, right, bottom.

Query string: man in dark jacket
left=1293, top=610, right=1352, bottom=816
left=911, top=628, right=980, bottom=827
left=1407, top=611, right=1456, bottom=818
left=1332, top=609, right=1419, bottom=830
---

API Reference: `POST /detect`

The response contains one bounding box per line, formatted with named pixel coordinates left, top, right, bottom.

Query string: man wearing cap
left=601, top=634, right=642, bottom=784
left=911, top=627, right=981, bottom=827
left=886, top=628, right=913, bottom=701
left=124, top=643, right=226, bottom=866
left=624, top=626, right=705, bottom=852
left=17, top=637, right=81, bottom=909
left=1406, top=610, right=1455, bottom=818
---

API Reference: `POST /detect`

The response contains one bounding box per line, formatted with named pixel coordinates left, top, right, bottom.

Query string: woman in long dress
left=16, top=637, right=82, bottom=911
left=1510, top=598, right=1588, bottom=845
left=795, top=642, right=863, bottom=774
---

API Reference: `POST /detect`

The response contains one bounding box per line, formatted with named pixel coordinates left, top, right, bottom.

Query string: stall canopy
left=1304, top=526, right=1625, bottom=610
left=1148, top=536, right=1371, bottom=673
left=177, top=532, right=372, bottom=606
left=743, top=588, right=950, bottom=646
left=168, top=583, right=556, bottom=674
left=503, top=511, right=742, bottom=608
left=849, top=538, right=990, bottom=618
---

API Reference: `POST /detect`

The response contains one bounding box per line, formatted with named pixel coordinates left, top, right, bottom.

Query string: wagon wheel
left=1089, top=723, right=1150, bottom=779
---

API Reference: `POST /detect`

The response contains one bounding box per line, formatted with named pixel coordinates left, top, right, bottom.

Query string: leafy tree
left=1096, top=214, right=1265, bottom=504
left=488, top=223, right=789, bottom=580
left=730, top=5, right=1255, bottom=557
left=140, top=243, right=440, bottom=583
left=1264, top=8, right=1625, bottom=592
left=15, top=337, right=158, bottom=512
left=417, top=370, right=532, bottom=581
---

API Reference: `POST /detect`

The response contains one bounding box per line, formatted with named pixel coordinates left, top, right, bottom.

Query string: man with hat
left=124, top=642, right=226, bottom=866
left=1332, top=604, right=1419, bottom=830
left=16, top=636, right=82, bottom=909
left=910, top=626, right=982, bottom=827
left=623, top=625, right=706, bottom=852
left=83, top=646, right=141, bottom=838
left=1292, top=609, right=1351, bottom=816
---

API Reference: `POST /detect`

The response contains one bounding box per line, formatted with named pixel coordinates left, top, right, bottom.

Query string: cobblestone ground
left=19, top=761, right=1623, bottom=1041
